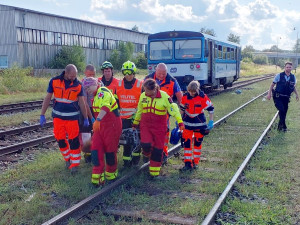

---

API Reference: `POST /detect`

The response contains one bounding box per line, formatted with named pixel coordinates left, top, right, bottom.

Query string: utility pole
left=294, top=27, right=298, bottom=73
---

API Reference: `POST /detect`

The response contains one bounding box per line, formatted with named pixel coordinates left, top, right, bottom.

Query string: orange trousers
left=53, top=118, right=80, bottom=168
left=182, top=129, right=204, bottom=165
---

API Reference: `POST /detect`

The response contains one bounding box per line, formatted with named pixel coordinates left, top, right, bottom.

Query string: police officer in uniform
left=267, top=62, right=299, bottom=131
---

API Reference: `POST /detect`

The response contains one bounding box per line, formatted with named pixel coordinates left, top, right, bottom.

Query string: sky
left=1, top=0, right=300, bottom=51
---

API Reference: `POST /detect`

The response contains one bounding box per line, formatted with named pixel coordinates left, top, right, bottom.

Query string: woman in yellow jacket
left=133, top=79, right=184, bottom=178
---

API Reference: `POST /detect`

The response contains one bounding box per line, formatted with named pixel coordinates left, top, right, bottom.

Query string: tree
left=49, top=46, right=85, bottom=71
left=253, top=55, right=268, bottom=65
left=132, top=25, right=139, bottom=32
left=109, top=42, right=134, bottom=70
left=227, top=33, right=240, bottom=44
left=241, top=45, right=255, bottom=60
left=200, top=27, right=216, bottom=36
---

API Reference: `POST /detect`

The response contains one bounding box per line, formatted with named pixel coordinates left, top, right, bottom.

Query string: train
left=147, top=31, right=241, bottom=91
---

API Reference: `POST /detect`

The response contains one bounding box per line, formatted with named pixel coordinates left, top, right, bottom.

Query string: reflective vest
left=51, top=73, right=82, bottom=120
left=145, top=72, right=176, bottom=97
left=133, top=90, right=183, bottom=125
left=98, top=77, right=119, bottom=95
left=275, top=72, right=296, bottom=96
left=116, top=79, right=143, bottom=119
left=180, top=92, right=214, bottom=130
left=92, top=86, right=118, bottom=114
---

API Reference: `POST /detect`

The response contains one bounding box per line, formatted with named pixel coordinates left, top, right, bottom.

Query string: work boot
left=192, top=161, right=199, bottom=170
left=143, top=155, right=149, bottom=163
left=162, top=153, right=168, bottom=166
left=70, top=167, right=78, bottom=175
left=65, top=160, right=71, bottom=169
left=84, top=153, right=92, bottom=163
left=123, top=160, right=132, bottom=168
left=180, top=162, right=193, bottom=172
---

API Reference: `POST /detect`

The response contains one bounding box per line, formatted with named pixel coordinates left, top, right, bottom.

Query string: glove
left=83, top=118, right=90, bottom=127
left=91, top=117, right=95, bottom=124
left=40, top=115, right=46, bottom=127
left=132, top=123, right=139, bottom=130
left=93, top=120, right=101, bottom=132
left=178, top=122, right=185, bottom=131
left=208, top=120, right=214, bottom=130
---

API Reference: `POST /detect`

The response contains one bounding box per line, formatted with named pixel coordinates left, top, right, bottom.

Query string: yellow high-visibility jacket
left=133, top=90, right=183, bottom=126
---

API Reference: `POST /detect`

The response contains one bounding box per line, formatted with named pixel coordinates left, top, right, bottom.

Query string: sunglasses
left=122, top=70, right=133, bottom=75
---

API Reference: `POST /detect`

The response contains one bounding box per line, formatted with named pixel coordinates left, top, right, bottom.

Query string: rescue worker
left=267, top=61, right=299, bottom=131
left=40, top=64, right=89, bottom=173
left=145, top=63, right=183, bottom=163
left=115, top=61, right=143, bottom=167
left=133, top=79, right=184, bottom=178
left=179, top=80, right=214, bottom=171
left=98, top=61, right=119, bottom=95
left=80, top=65, right=98, bottom=163
left=91, top=83, right=122, bottom=186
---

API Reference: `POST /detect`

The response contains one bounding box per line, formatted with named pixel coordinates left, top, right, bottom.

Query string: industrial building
left=0, top=4, right=148, bottom=69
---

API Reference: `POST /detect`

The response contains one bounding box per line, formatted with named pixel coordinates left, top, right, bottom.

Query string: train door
left=207, top=40, right=216, bottom=86
left=235, top=47, right=241, bottom=80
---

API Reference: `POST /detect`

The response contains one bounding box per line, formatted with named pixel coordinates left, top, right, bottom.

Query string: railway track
left=41, top=90, right=277, bottom=224
left=0, top=74, right=273, bottom=115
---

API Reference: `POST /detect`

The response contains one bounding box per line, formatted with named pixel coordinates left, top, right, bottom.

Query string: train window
left=214, top=44, right=218, bottom=58
left=218, top=45, right=222, bottom=59
left=223, top=46, right=227, bottom=59
left=175, top=39, right=202, bottom=59
left=231, top=48, right=234, bottom=59
left=149, top=41, right=173, bottom=60
left=227, top=47, right=231, bottom=59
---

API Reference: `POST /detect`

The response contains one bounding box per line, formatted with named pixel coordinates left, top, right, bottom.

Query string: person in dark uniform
left=266, top=62, right=299, bottom=131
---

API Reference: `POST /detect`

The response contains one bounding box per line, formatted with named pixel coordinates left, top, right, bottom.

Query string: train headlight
left=190, top=64, right=194, bottom=70
left=148, top=65, right=153, bottom=70
left=196, top=64, right=201, bottom=69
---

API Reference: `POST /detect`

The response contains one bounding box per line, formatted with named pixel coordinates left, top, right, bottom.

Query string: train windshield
left=175, top=39, right=202, bottom=59
left=149, top=41, right=172, bottom=60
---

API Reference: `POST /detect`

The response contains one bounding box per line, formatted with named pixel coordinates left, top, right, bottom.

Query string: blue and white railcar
left=147, top=31, right=241, bottom=91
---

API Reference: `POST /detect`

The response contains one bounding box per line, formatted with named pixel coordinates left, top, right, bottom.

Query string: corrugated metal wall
left=0, top=6, right=18, bottom=68
left=0, top=4, right=148, bottom=69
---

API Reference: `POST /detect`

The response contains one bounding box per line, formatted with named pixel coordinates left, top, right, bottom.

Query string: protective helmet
left=101, top=61, right=113, bottom=70
left=121, top=61, right=137, bottom=75
left=170, top=125, right=181, bottom=145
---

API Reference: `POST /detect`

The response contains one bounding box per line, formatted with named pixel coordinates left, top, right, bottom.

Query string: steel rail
left=0, top=122, right=53, bottom=137
left=0, top=135, right=55, bottom=156
left=201, top=111, right=279, bottom=225
left=42, top=143, right=182, bottom=225
left=42, top=90, right=269, bottom=225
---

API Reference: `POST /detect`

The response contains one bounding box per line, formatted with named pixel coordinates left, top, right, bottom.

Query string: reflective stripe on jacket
left=133, top=90, right=182, bottom=126
left=180, top=92, right=214, bottom=130
left=116, top=79, right=143, bottom=119
left=51, top=73, right=82, bottom=120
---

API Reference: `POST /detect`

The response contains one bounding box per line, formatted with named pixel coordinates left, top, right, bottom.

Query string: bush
left=0, top=65, right=48, bottom=94
left=49, top=46, right=85, bottom=71
left=109, top=42, right=134, bottom=70
left=133, top=52, right=147, bottom=69
left=253, top=55, right=268, bottom=65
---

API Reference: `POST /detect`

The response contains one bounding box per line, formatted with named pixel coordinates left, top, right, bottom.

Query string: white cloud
left=42, top=0, right=69, bottom=7
left=137, top=0, right=206, bottom=23
left=91, top=0, right=126, bottom=11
